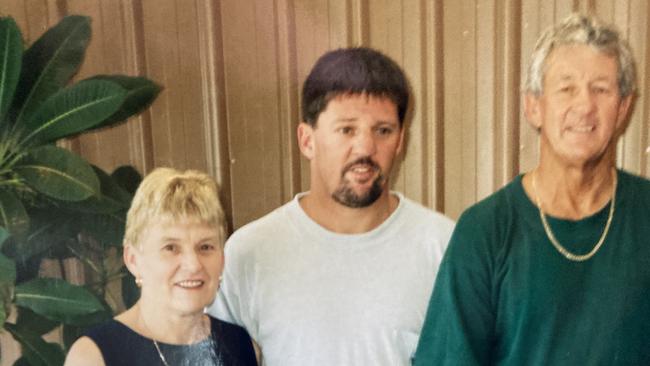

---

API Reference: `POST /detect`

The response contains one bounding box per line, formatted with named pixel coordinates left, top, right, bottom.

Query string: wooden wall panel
left=2, top=1, right=650, bottom=363
left=220, top=0, right=288, bottom=228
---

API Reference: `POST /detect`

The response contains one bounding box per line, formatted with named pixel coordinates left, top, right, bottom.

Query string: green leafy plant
left=0, top=15, right=158, bottom=365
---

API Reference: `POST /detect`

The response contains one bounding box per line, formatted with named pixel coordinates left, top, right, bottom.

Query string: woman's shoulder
left=64, top=335, right=105, bottom=366
left=65, top=318, right=128, bottom=366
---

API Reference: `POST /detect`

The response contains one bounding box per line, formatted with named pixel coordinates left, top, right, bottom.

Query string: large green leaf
left=5, top=322, right=65, bottom=366
left=21, top=80, right=126, bottom=145
left=87, top=75, right=161, bottom=130
left=63, top=165, right=131, bottom=214
left=14, top=278, right=105, bottom=323
left=79, top=210, right=126, bottom=247
left=9, top=208, right=73, bottom=261
left=0, top=250, right=15, bottom=327
left=12, top=357, right=31, bottom=366
left=0, top=189, right=28, bottom=234
left=15, top=306, right=60, bottom=336
left=12, top=15, right=90, bottom=125
left=14, top=145, right=99, bottom=201
left=0, top=17, right=23, bottom=123
left=0, top=224, right=11, bottom=249
left=0, top=251, right=15, bottom=283
left=111, top=165, right=142, bottom=195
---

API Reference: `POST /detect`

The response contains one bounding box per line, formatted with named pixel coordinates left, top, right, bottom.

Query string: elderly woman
left=65, top=168, right=257, bottom=365
left=414, top=13, right=650, bottom=365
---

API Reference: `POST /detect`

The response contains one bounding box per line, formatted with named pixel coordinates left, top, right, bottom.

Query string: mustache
left=341, top=157, right=380, bottom=177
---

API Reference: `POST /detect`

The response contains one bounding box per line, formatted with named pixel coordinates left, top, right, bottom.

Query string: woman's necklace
left=531, top=168, right=617, bottom=262
left=151, top=338, right=170, bottom=366
left=139, top=308, right=211, bottom=366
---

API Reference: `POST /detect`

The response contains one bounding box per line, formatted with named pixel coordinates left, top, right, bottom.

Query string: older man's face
left=525, top=44, right=632, bottom=167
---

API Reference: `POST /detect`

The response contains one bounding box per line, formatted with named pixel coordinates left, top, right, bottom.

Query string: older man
left=414, top=13, right=650, bottom=365
left=209, top=47, right=454, bottom=365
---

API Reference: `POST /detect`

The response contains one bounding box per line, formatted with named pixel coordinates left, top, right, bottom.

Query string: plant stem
left=58, top=258, right=67, bottom=281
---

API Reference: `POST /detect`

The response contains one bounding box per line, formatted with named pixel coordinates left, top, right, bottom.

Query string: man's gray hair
left=524, top=13, right=637, bottom=97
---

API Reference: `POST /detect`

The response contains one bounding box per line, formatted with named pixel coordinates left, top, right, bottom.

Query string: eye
left=162, top=243, right=179, bottom=253
left=592, top=86, right=610, bottom=94
left=199, top=242, right=216, bottom=252
left=375, top=126, right=395, bottom=135
left=337, top=126, right=354, bottom=135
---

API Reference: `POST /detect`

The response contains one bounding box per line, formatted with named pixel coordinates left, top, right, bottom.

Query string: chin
left=172, top=298, right=212, bottom=314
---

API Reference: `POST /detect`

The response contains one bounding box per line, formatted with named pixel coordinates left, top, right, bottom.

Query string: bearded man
left=208, top=47, right=454, bottom=366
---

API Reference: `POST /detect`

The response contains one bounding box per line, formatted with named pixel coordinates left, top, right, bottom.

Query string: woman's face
left=127, top=217, right=223, bottom=316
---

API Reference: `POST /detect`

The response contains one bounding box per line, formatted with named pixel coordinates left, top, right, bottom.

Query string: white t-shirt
left=208, top=192, right=454, bottom=366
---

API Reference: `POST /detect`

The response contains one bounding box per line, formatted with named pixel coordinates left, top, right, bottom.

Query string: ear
left=123, top=242, right=141, bottom=279
left=614, top=95, right=633, bottom=135
left=524, top=93, right=542, bottom=130
left=395, top=126, right=405, bottom=155
left=297, top=122, right=315, bottom=160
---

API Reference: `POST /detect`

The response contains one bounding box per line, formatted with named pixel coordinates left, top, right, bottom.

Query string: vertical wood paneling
left=425, top=0, right=445, bottom=211
left=141, top=0, right=208, bottom=170
left=274, top=0, right=302, bottom=203
left=496, top=0, right=521, bottom=187
left=220, top=0, right=286, bottom=228
left=443, top=0, right=479, bottom=219
left=475, top=0, right=496, bottom=201
left=3, top=1, right=650, bottom=362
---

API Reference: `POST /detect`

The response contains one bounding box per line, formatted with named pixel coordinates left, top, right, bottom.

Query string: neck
left=299, top=190, right=398, bottom=234
left=129, top=300, right=209, bottom=344
left=525, top=161, right=616, bottom=220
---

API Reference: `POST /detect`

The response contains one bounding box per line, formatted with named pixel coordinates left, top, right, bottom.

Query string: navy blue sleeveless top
left=85, top=316, right=257, bottom=365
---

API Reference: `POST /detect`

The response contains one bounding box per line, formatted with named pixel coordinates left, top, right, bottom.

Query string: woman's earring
left=135, top=277, right=143, bottom=287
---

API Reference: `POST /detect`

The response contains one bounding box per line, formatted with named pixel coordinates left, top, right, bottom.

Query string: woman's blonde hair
left=124, top=167, right=226, bottom=247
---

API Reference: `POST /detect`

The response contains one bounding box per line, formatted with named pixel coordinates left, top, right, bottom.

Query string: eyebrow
left=557, top=74, right=615, bottom=82
left=159, top=234, right=219, bottom=242
left=334, top=117, right=358, bottom=123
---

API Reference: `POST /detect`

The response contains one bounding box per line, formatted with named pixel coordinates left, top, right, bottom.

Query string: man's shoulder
left=462, top=177, right=521, bottom=219
left=620, top=169, right=650, bottom=192
left=398, top=194, right=454, bottom=225
left=393, top=193, right=455, bottom=238
left=225, top=200, right=296, bottom=253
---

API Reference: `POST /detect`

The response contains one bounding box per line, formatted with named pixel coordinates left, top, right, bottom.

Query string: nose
left=353, top=129, right=377, bottom=156
left=573, top=87, right=597, bottom=116
left=180, top=250, right=202, bottom=272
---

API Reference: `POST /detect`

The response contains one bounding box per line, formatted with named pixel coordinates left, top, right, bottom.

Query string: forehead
left=143, top=216, right=219, bottom=238
left=544, top=44, right=619, bottom=82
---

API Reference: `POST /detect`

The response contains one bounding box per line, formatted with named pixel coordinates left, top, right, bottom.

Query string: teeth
left=177, top=280, right=203, bottom=288
left=571, top=125, right=594, bottom=132
left=352, top=167, right=370, bottom=173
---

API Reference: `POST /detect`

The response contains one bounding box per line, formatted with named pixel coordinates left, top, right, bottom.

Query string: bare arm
left=253, top=339, right=263, bottom=365
left=64, top=336, right=105, bottom=366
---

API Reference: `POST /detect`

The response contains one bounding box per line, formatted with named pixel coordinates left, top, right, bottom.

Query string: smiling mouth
left=567, top=125, right=595, bottom=133
left=175, top=280, right=204, bottom=289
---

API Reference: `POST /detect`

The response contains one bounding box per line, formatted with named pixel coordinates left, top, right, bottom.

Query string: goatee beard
left=332, top=157, right=385, bottom=208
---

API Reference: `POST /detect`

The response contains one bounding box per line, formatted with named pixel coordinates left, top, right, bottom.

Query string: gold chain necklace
left=531, top=169, right=616, bottom=262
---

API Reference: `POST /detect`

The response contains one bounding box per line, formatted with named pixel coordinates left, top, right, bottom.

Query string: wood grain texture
left=1, top=0, right=650, bottom=362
